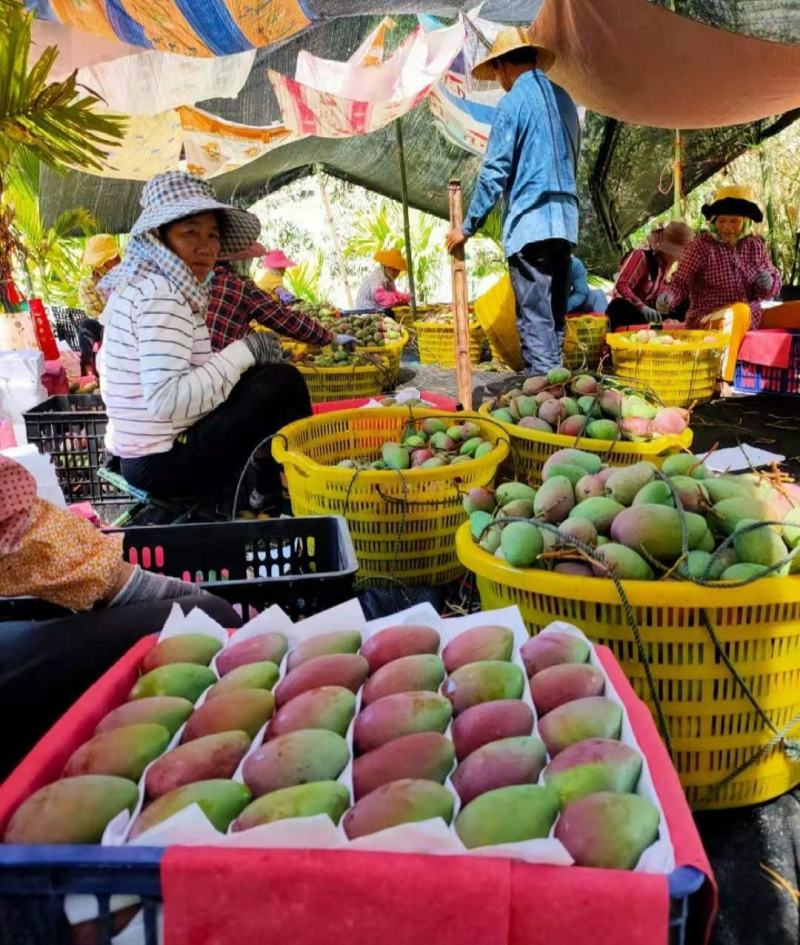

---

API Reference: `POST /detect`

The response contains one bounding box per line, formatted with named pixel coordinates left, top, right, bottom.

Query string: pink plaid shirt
left=662, top=232, right=780, bottom=329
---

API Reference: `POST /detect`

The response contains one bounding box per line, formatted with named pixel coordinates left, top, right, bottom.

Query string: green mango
left=232, top=781, right=350, bottom=831
left=63, top=723, right=171, bottom=781
left=130, top=779, right=252, bottom=838
left=455, top=784, right=559, bottom=849
left=129, top=663, right=216, bottom=703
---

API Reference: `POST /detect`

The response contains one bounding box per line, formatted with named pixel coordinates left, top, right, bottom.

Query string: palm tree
left=0, top=0, right=125, bottom=310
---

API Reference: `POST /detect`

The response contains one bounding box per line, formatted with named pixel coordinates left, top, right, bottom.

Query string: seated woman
left=605, top=221, right=694, bottom=330
left=355, top=248, right=410, bottom=310
left=254, top=249, right=298, bottom=303
left=98, top=171, right=312, bottom=514
left=567, top=255, right=608, bottom=314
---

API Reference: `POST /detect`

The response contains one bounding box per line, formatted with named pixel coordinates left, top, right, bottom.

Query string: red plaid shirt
left=661, top=233, right=781, bottom=329
left=206, top=265, right=333, bottom=352
left=612, top=248, right=666, bottom=312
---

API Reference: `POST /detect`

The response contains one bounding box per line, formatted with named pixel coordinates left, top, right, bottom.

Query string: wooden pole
left=673, top=130, right=684, bottom=219
left=395, top=118, right=418, bottom=319
left=315, top=166, right=354, bottom=309
left=449, top=178, right=472, bottom=410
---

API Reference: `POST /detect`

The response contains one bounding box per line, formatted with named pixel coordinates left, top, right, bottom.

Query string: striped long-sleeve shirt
left=98, top=272, right=254, bottom=458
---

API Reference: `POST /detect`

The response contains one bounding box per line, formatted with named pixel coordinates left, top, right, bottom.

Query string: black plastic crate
left=23, top=394, right=126, bottom=505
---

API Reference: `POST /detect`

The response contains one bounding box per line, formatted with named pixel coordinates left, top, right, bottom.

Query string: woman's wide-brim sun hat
left=221, top=241, right=268, bottom=262
left=471, top=26, right=556, bottom=82
left=131, top=170, right=261, bottom=255
left=261, top=249, right=298, bottom=270
left=375, top=248, right=408, bottom=272
left=83, top=234, right=120, bottom=269
left=701, top=184, right=763, bottom=223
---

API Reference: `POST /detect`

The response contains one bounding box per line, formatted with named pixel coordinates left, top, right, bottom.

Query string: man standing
left=446, top=28, right=580, bottom=374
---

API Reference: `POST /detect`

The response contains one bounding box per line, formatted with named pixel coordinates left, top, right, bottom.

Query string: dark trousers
left=606, top=297, right=689, bottom=331
left=508, top=239, right=572, bottom=374
left=121, top=363, right=312, bottom=503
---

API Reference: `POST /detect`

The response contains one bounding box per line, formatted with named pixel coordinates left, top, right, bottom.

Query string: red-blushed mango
left=141, top=634, right=222, bottom=673
left=63, top=724, right=171, bottom=781
left=144, top=732, right=251, bottom=799
left=232, top=781, right=349, bottom=831
left=130, top=779, right=251, bottom=839
left=353, top=732, right=455, bottom=800
left=529, top=663, right=605, bottom=716
left=442, top=660, right=524, bottom=716
left=286, top=631, right=363, bottom=672
left=267, top=686, right=356, bottom=739
left=361, top=655, right=445, bottom=706
left=343, top=779, right=454, bottom=839
left=554, top=791, right=660, bottom=869
left=520, top=633, right=590, bottom=678
left=455, top=784, right=559, bottom=849
left=206, top=662, right=279, bottom=700
left=243, top=729, right=349, bottom=797
left=451, top=700, right=534, bottom=761
left=4, top=776, right=139, bottom=844
left=129, top=663, right=215, bottom=703
left=181, top=689, right=274, bottom=742
left=538, top=697, right=623, bottom=756
left=452, top=736, right=547, bottom=806
left=543, top=738, right=642, bottom=806
left=274, top=653, right=369, bottom=708
left=95, top=696, right=193, bottom=737
left=360, top=625, right=440, bottom=673
left=441, top=626, right=514, bottom=673
left=354, top=691, right=452, bottom=754
left=216, top=633, right=288, bottom=676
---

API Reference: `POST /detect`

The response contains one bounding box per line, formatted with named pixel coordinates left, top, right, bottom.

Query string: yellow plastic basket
left=477, top=402, right=692, bottom=487
left=414, top=320, right=485, bottom=368
left=355, top=328, right=409, bottom=383
left=456, top=523, right=800, bottom=810
left=272, top=408, right=509, bottom=585
left=297, top=360, right=390, bottom=405
left=607, top=330, right=726, bottom=407
left=473, top=274, right=524, bottom=372
left=563, top=314, right=609, bottom=370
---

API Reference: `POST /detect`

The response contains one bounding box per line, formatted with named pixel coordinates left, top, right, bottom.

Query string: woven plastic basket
left=355, top=328, right=409, bottom=383
left=563, top=314, right=609, bottom=370
left=273, top=408, right=509, bottom=585
left=456, top=523, right=800, bottom=810
left=607, top=330, right=726, bottom=407
left=477, top=402, right=692, bottom=487
left=414, top=320, right=485, bottom=368
left=297, top=360, right=390, bottom=405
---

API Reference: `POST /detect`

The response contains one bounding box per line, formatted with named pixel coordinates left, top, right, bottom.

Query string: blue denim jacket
left=462, top=70, right=580, bottom=257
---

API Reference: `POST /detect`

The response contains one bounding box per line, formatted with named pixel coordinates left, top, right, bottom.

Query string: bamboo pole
left=395, top=118, right=418, bottom=319
left=673, top=130, right=684, bottom=219
left=448, top=178, right=472, bottom=410
left=315, top=166, right=353, bottom=309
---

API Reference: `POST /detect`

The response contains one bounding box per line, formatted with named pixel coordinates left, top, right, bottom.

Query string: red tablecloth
left=737, top=329, right=794, bottom=369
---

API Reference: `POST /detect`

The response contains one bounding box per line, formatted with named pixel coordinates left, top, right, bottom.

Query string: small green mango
left=500, top=521, right=543, bottom=567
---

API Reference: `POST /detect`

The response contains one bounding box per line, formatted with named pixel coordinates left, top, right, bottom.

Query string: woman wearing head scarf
left=355, top=248, right=410, bottom=310
left=78, top=235, right=121, bottom=320
left=98, top=171, right=311, bottom=513
left=605, top=221, right=694, bottom=330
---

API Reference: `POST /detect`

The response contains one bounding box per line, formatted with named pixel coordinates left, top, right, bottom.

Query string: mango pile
left=335, top=313, right=404, bottom=348
left=489, top=367, right=689, bottom=441
left=335, top=418, right=496, bottom=470
left=626, top=329, right=718, bottom=346
left=466, top=448, right=800, bottom=582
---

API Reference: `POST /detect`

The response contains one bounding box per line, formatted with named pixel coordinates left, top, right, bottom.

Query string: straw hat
left=221, top=241, right=267, bottom=262
left=650, top=221, right=695, bottom=260
left=131, top=170, right=260, bottom=255
left=261, top=249, right=297, bottom=270
left=83, top=234, right=119, bottom=269
left=471, top=26, right=556, bottom=82
left=701, top=185, right=763, bottom=223
left=375, top=248, right=407, bottom=272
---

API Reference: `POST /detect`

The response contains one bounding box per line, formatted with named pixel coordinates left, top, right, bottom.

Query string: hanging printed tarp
left=427, top=70, right=498, bottom=155
left=83, top=111, right=184, bottom=179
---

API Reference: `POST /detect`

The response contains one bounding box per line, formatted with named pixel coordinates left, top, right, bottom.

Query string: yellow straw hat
left=375, top=248, right=408, bottom=272
left=471, top=26, right=556, bottom=82
left=701, top=185, right=763, bottom=223
left=83, top=234, right=120, bottom=269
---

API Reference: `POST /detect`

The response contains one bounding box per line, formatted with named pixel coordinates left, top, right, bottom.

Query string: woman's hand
left=244, top=331, right=283, bottom=365
left=640, top=306, right=661, bottom=324
left=655, top=292, right=673, bottom=314
left=754, top=269, right=774, bottom=293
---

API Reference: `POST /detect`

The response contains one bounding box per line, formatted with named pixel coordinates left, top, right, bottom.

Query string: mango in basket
left=361, top=654, right=445, bottom=706
left=354, top=691, right=452, bottom=753
left=206, top=661, right=279, bottom=699
left=243, top=730, right=350, bottom=797
left=343, top=778, right=454, bottom=840
left=610, top=504, right=708, bottom=561
left=452, top=736, right=547, bottom=807
left=442, top=626, right=514, bottom=673
left=131, top=779, right=252, bottom=839
left=543, top=739, right=643, bottom=807
left=455, top=783, right=559, bottom=849
left=274, top=653, right=369, bottom=708
left=286, top=631, right=363, bottom=672
left=530, top=664, right=606, bottom=717
left=145, top=732, right=251, bottom=799
left=592, top=543, right=654, bottom=581
left=452, top=700, right=534, bottom=762
left=181, top=689, right=274, bottom=742
left=353, top=732, right=454, bottom=800
left=734, top=519, right=790, bottom=569
left=442, top=660, right=525, bottom=716
left=520, top=633, right=590, bottom=678
left=360, top=625, right=440, bottom=673
left=141, top=634, right=222, bottom=673
left=555, top=791, right=660, bottom=870
left=63, top=723, right=171, bottom=781
left=266, top=685, right=356, bottom=739
left=568, top=497, right=624, bottom=535
left=538, top=697, right=623, bottom=756
left=96, top=696, right=193, bottom=737
left=216, top=633, right=288, bottom=676
left=129, top=663, right=216, bottom=703
left=232, top=781, right=350, bottom=831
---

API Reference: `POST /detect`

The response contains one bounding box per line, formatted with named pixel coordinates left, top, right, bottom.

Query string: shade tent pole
left=395, top=117, right=418, bottom=319
left=448, top=178, right=472, bottom=410
left=315, top=165, right=354, bottom=309
left=673, top=130, right=684, bottom=218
